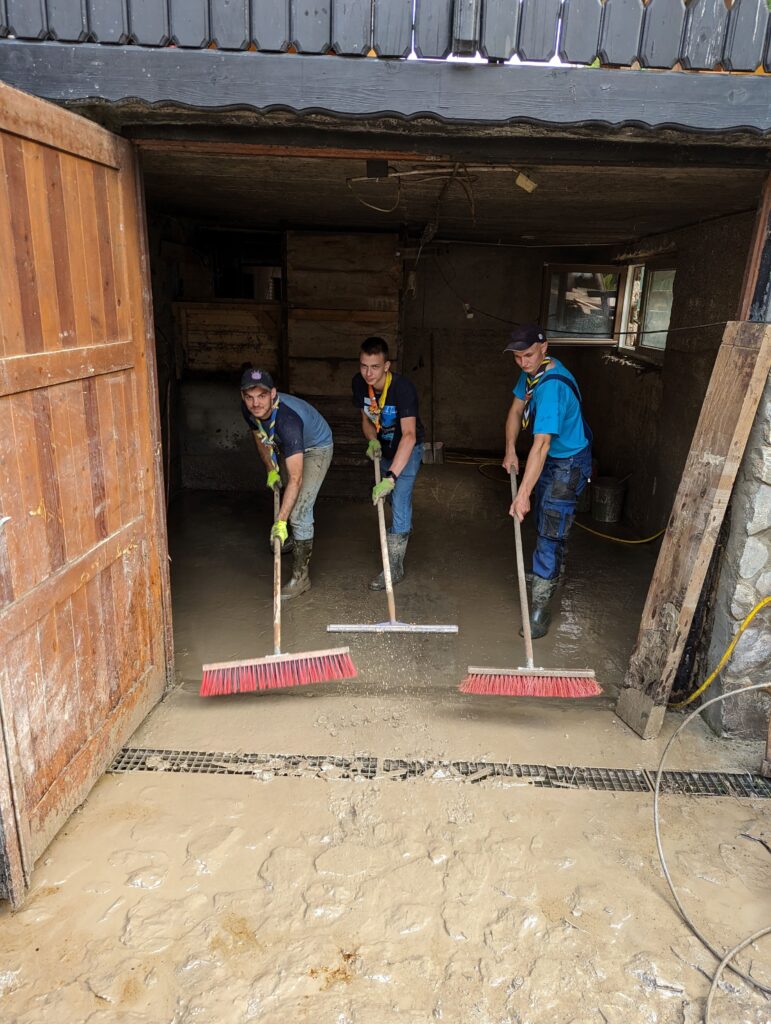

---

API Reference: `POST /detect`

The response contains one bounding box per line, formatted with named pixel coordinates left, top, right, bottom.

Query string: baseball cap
left=503, top=323, right=546, bottom=353
left=240, top=367, right=275, bottom=391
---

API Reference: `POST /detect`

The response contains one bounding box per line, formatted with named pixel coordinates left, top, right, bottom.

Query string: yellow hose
left=574, top=522, right=666, bottom=545
left=669, top=595, right=771, bottom=708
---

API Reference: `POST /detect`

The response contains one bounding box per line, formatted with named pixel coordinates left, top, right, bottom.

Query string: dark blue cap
left=504, top=324, right=546, bottom=353
left=240, top=367, right=275, bottom=391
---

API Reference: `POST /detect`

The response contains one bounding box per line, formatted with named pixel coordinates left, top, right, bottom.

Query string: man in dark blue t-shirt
left=502, top=324, right=592, bottom=639
left=352, top=337, right=425, bottom=590
left=241, top=367, right=333, bottom=600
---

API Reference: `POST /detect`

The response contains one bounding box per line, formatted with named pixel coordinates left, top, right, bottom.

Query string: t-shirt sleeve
left=278, top=406, right=305, bottom=458
left=513, top=373, right=526, bottom=400
left=352, top=373, right=365, bottom=409
left=532, top=382, right=568, bottom=436
left=395, top=377, right=419, bottom=420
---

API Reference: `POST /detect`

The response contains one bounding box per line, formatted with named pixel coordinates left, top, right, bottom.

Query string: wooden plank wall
left=173, top=301, right=280, bottom=375
left=0, top=82, right=169, bottom=901
left=285, top=232, right=400, bottom=400
left=3, top=0, right=770, bottom=70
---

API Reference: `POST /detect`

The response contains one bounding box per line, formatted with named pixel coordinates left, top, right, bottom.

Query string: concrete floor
left=1, top=464, right=768, bottom=1023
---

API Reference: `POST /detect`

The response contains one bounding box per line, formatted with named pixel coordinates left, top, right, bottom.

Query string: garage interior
left=135, top=138, right=766, bottom=715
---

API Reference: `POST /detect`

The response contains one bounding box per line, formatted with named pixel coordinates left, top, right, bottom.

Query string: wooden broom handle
left=511, top=471, right=535, bottom=670
left=374, top=458, right=398, bottom=623
left=273, top=486, right=281, bottom=655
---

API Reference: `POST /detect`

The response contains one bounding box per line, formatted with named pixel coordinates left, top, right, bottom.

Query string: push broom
left=327, top=457, right=458, bottom=635
left=460, top=470, right=601, bottom=697
left=200, top=488, right=357, bottom=696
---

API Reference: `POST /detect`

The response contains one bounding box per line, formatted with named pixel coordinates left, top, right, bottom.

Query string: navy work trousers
left=532, top=446, right=592, bottom=580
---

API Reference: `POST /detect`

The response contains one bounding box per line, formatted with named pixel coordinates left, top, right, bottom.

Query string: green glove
left=270, top=520, right=288, bottom=545
left=372, top=477, right=395, bottom=504
left=266, top=468, right=280, bottom=490
left=366, top=439, right=382, bottom=462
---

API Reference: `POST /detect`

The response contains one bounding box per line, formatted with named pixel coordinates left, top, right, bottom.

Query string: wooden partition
left=0, top=83, right=170, bottom=904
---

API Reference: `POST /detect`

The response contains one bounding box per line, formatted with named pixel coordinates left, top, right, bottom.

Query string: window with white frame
left=617, top=263, right=676, bottom=352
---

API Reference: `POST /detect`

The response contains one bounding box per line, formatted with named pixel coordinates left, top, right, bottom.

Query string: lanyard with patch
left=367, top=372, right=392, bottom=434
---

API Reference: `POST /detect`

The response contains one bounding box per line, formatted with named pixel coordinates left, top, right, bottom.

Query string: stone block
left=756, top=570, right=771, bottom=595
left=730, top=582, right=758, bottom=620
left=725, top=623, right=771, bottom=675
left=747, top=446, right=771, bottom=486
left=744, top=482, right=771, bottom=536
left=738, top=536, right=769, bottom=579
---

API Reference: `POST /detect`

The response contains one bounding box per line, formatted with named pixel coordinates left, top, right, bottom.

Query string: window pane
left=546, top=269, right=619, bottom=340
left=640, top=269, right=675, bottom=350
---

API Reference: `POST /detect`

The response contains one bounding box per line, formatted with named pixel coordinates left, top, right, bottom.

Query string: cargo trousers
left=532, top=445, right=592, bottom=580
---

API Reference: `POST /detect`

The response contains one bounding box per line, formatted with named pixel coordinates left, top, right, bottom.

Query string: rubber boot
left=520, top=574, right=559, bottom=639
left=369, top=532, right=409, bottom=591
left=281, top=539, right=312, bottom=601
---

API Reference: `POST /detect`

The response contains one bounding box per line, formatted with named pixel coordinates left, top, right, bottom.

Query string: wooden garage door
left=0, top=83, right=170, bottom=904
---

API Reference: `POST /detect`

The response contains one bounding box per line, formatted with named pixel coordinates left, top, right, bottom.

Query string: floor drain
left=108, top=748, right=771, bottom=798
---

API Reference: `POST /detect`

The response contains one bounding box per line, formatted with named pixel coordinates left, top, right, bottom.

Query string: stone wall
left=705, top=373, right=771, bottom=741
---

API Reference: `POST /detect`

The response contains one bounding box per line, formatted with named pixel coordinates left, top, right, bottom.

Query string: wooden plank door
left=0, top=82, right=171, bottom=905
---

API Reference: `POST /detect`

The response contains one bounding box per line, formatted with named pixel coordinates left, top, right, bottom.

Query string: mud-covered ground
left=1, top=465, right=769, bottom=1022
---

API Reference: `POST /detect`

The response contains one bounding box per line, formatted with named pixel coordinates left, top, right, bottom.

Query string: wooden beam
left=615, top=321, right=771, bottom=739
left=738, top=173, right=771, bottom=322
left=0, top=341, right=133, bottom=397
left=2, top=42, right=771, bottom=133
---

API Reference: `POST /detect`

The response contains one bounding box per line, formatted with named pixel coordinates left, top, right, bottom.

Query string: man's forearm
left=253, top=433, right=274, bottom=474
left=505, top=406, right=522, bottom=455
left=519, top=439, right=550, bottom=499
left=388, top=433, right=416, bottom=477
left=278, top=475, right=301, bottom=521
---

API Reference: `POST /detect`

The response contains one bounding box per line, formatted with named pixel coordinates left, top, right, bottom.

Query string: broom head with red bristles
left=460, top=666, right=602, bottom=698
left=200, top=646, right=356, bottom=697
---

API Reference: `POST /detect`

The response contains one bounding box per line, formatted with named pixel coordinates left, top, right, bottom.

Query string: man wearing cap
left=352, top=336, right=425, bottom=589
left=240, top=367, right=333, bottom=600
left=502, top=324, right=593, bottom=638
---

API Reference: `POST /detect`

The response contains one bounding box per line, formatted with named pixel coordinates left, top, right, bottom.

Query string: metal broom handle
left=273, top=486, right=282, bottom=655
left=374, top=458, right=397, bottom=623
left=510, top=471, right=535, bottom=670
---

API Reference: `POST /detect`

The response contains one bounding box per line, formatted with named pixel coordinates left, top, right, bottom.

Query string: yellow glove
left=366, top=439, right=382, bottom=461
left=372, top=477, right=395, bottom=504
left=266, top=468, right=280, bottom=490
left=270, top=520, right=288, bottom=545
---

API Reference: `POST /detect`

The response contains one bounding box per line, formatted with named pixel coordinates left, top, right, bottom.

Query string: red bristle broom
left=460, top=470, right=601, bottom=698
left=201, top=488, right=357, bottom=696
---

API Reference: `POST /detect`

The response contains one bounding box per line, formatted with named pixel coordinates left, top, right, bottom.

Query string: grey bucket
left=591, top=477, right=625, bottom=524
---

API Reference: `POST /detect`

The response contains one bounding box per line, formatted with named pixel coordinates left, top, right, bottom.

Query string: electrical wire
left=669, top=596, right=771, bottom=709
left=431, top=255, right=730, bottom=338
left=445, top=454, right=666, bottom=543
left=705, top=926, right=771, bottom=1023
left=653, top=680, right=771, bottom=1003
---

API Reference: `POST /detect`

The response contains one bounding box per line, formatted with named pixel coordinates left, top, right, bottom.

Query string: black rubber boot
left=369, top=532, right=409, bottom=591
left=520, top=574, right=559, bottom=639
left=281, top=539, right=312, bottom=601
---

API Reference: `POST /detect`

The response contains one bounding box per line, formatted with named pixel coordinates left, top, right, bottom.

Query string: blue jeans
left=381, top=444, right=423, bottom=534
left=532, top=446, right=592, bottom=580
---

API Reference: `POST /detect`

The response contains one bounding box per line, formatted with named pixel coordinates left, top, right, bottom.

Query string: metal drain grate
left=652, top=769, right=771, bottom=799
left=108, top=748, right=771, bottom=798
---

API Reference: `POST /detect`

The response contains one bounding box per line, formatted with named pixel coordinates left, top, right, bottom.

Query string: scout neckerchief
left=522, top=357, right=552, bottom=430
left=255, top=395, right=280, bottom=470
left=367, top=372, right=392, bottom=434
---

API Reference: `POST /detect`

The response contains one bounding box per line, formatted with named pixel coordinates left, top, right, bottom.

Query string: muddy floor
left=1, top=464, right=769, bottom=1022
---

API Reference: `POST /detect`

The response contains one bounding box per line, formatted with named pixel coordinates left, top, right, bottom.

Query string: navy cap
left=240, top=367, right=275, bottom=391
left=503, top=323, right=547, bottom=353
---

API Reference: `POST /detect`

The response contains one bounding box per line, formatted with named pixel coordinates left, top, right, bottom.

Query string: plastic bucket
left=591, top=477, right=625, bottom=524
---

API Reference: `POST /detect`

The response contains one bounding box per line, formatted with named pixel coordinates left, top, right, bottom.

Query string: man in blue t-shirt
left=352, top=337, right=425, bottom=589
left=502, top=324, right=592, bottom=639
left=240, top=367, right=333, bottom=600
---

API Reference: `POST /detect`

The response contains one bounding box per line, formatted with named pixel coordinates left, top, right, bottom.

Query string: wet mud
left=1, top=465, right=768, bottom=1021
